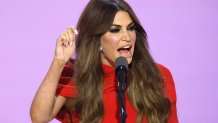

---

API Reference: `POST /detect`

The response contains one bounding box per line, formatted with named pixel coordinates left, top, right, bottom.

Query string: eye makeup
left=109, top=22, right=135, bottom=33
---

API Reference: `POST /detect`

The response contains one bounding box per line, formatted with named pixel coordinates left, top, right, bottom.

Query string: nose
left=121, top=30, right=131, bottom=42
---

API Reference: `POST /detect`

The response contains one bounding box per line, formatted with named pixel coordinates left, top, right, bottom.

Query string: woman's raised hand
left=54, top=27, right=78, bottom=63
left=30, top=27, right=78, bottom=123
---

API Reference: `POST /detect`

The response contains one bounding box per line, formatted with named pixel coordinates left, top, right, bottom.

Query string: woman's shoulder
left=56, top=58, right=77, bottom=97
left=156, top=63, right=177, bottom=103
left=156, top=63, right=179, bottom=122
left=156, top=63, right=174, bottom=84
left=156, top=63, right=171, bottom=76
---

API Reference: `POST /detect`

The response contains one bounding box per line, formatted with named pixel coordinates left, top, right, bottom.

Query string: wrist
left=52, top=58, right=66, bottom=69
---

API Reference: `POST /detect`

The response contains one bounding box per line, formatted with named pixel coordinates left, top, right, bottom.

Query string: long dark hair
left=71, top=0, right=171, bottom=123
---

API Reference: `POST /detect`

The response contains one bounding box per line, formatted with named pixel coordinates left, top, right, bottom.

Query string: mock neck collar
left=102, top=64, right=115, bottom=76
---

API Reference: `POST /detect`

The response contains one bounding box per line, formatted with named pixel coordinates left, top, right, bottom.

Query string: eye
left=109, top=28, right=120, bottom=33
left=127, top=25, right=136, bottom=31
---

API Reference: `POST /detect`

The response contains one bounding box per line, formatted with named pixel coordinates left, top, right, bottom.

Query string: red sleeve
left=55, top=60, right=78, bottom=122
left=56, top=60, right=77, bottom=98
left=157, top=64, right=179, bottom=123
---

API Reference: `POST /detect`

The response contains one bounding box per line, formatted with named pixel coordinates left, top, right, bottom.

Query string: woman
left=30, top=0, right=178, bottom=123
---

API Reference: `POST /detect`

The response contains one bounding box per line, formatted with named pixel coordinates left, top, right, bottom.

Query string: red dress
left=56, top=62, right=178, bottom=123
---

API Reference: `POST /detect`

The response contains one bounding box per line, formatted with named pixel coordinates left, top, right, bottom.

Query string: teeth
left=123, top=46, right=130, bottom=48
left=117, top=45, right=132, bottom=51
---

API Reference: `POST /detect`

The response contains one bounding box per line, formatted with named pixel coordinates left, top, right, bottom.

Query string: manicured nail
left=74, top=28, right=78, bottom=35
left=69, top=41, right=73, bottom=46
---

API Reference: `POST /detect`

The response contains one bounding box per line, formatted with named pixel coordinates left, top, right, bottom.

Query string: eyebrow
left=111, top=22, right=135, bottom=27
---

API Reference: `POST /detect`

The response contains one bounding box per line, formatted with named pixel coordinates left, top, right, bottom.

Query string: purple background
left=0, top=0, right=217, bottom=122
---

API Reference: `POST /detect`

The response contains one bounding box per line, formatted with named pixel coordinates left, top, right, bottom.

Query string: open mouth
left=118, top=46, right=131, bottom=51
left=117, top=45, right=132, bottom=51
left=117, top=45, right=132, bottom=56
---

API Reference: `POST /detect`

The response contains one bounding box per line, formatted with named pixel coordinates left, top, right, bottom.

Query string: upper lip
left=117, top=44, right=132, bottom=50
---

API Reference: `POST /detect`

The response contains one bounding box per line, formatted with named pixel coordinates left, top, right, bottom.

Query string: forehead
left=112, top=11, right=133, bottom=25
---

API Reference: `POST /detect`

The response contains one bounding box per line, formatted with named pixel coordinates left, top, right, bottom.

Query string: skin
left=30, top=27, right=77, bottom=123
left=30, top=11, right=136, bottom=123
left=101, top=11, right=136, bottom=66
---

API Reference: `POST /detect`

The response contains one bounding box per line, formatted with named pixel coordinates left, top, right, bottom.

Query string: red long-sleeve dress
left=55, top=61, right=178, bottom=123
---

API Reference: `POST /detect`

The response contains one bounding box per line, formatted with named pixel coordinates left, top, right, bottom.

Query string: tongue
left=118, top=49, right=129, bottom=55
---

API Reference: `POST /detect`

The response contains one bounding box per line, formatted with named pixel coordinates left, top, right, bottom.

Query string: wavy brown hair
left=71, top=0, right=171, bottom=123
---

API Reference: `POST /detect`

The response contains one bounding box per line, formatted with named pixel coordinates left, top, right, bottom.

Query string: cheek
left=130, top=31, right=136, bottom=42
left=130, top=31, right=136, bottom=49
left=101, top=35, right=119, bottom=52
left=100, top=34, right=120, bottom=65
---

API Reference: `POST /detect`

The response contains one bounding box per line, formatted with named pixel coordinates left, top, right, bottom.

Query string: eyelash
left=128, top=25, right=136, bottom=31
left=109, top=28, right=120, bottom=33
left=109, top=25, right=136, bottom=33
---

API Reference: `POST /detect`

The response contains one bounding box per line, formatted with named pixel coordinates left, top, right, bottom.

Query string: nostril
left=121, top=32, right=131, bottom=41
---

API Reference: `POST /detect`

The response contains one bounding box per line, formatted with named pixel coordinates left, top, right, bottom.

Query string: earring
left=99, top=46, right=102, bottom=51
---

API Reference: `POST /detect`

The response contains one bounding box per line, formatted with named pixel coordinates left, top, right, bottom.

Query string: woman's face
left=100, top=11, right=136, bottom=66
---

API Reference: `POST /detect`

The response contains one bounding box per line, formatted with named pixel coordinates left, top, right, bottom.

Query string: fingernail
left=69, top=41, right=72, bottom=46
left=74, top=28, right=79, bottom=35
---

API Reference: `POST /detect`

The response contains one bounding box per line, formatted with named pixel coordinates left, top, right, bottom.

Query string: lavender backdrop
left=0, top=0, right=217, bottom=123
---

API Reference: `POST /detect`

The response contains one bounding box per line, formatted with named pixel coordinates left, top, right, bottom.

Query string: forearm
left=30, top=59, right=65, bottom=122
